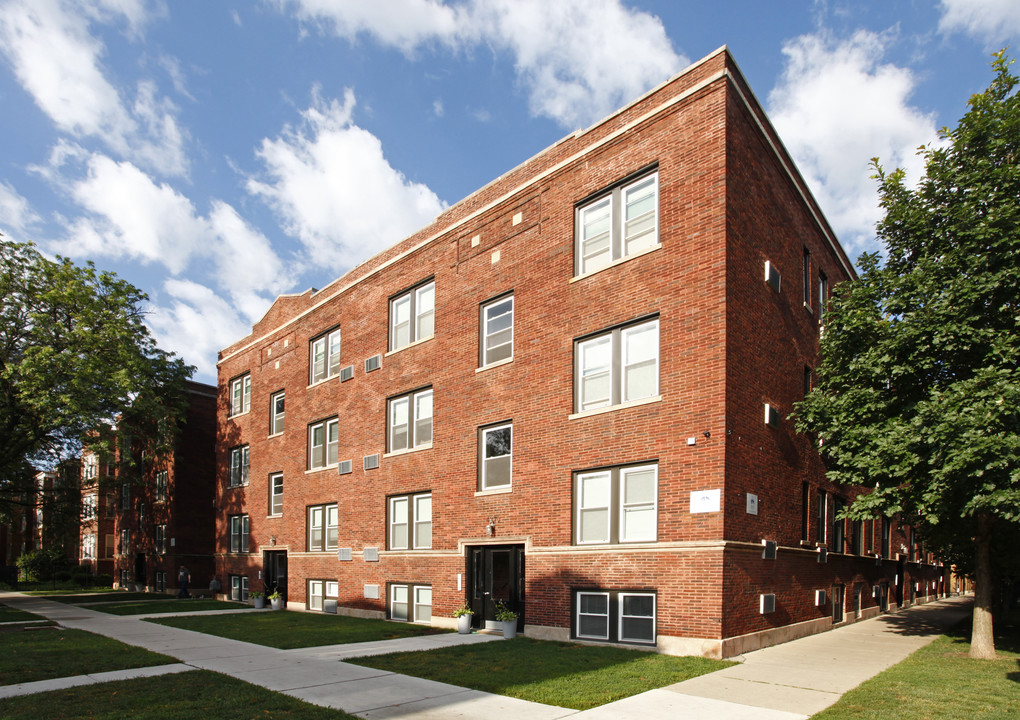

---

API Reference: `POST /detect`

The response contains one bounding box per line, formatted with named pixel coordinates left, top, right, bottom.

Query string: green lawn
left=0, top=603, right=46, bottom=623
left=0, top=669, right=360, bottom=719
left=352, top=636, right=735, bottom=710
left=811, top=613, right=1020, bottom=719
left=93, top=598, right=248, bottom=615
left=29, top=591, right=166, bottom=603
left=148, top=610, right=449, bottom=649
left=0, top=627, right=177, bottom=685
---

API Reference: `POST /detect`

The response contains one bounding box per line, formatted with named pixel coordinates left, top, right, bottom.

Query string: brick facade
left=214, top=48, right=946, bottom=657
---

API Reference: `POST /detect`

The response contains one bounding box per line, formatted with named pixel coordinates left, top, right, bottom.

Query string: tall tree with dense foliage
left=796, top=52, right=1020, bottom=660
left=0, top=237, right=193, bottom=523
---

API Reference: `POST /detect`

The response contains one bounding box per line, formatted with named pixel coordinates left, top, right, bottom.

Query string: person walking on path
left=176, top=565, right=191, bottom=598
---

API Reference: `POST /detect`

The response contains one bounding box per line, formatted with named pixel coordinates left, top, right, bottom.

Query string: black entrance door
left=468, top=545, right=524, bottom=630
left=264, top=550, right=287, bottom=601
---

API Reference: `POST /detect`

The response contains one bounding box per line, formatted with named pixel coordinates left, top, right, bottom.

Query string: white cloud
left=432, top=98, right=444, bottom=117
left=146, top=279, right=253, bottom=381
left=0, top=181, right=41, bottom=235
left=275, top=0, right=683, bottom=129
left=768, top=30, right=939, bottom=258
left=0, top=0, right=187, bottom=176
left=247, top=88, right=445, bottom=273
left=939, top=0, right=1020, bottom=44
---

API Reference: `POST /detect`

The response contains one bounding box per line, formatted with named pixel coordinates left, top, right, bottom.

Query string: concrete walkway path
left=0, top=591, right=972, bottom=719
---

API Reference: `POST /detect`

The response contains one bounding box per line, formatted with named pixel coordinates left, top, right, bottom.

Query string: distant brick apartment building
left=79, top=381, right=217, bottom=593
left=214, top=48, right=946, bottom=657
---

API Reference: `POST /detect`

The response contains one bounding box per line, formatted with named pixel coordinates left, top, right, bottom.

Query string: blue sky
left=1, top=0, right=1018, bottom=383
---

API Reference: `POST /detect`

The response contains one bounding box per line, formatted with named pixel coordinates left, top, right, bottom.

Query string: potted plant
left=495, top=601, right=518, bottom=639
left=268, top=589, right=283, bottom=610
left=249, top=590, right=265, bottom=609
left=453, top=603, right=474, bottom=634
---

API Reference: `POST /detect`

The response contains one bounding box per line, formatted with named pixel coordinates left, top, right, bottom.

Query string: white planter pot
left=270, top=597, right=283, bottom=610
left=457, top=614, right=473, bottom=634
left=253, top=597, right=265, bottom=609
left=501, top=619, right=517, bottom=639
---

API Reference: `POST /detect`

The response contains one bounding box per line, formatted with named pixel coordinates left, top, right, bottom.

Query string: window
left=390, top=280, right=435, bottom=351
left=388, top=388, right=433, bottom=453
left=229, top=514, right=250, bottom=553
left=576, top=171, right=658, bottom=276
left=803, top=366, right=813, bottom=398
left=389, top=493, right=432, bottom=550
left=155, top=470, right=168, bottom=502
left=137, top=502, right=146, bottom=528
left=270, top=391, right=285, bottom=434
left=479, top=422, right=512, bottom=490
left=119, top=528, right=130, bottom=554
left=832, top=497, right=845, bottom=552
left=574, top=590, right=655, bottom=644
left=481, top=294, right=514, bottom=366
left=155, top=571, right=166, bottom=592
left=156, top=524, right=167, bottom=554
left=121, top=483, right=130, bottom=510
left=576, top=318, right=659, bottom=412
left=269, top=473, right=283, bottom=516
left=104, top=534, right=115, bottom=558
left=818, top=270, right=829, bottom=323
left=308, top=417, right=339, bottom=470
left=230, top=575, right=249, bottom=602
left=816, top=490, right=827, bottom=544
left=83, top=455, right=98, bottom=482
left=802, top=247, right=812, bottom=308
left=82, top=533, right=96, bottom=560
left=852, top=519, right=864, bottom=555
left=390, top=583, right=432, bottom=622
left=309, top=328, right=342, bottom=384
left=229, top=445, right=250, bottom=487
left=308, top=580, right=339, bottom=612
left=832, top=584, right=845, bottom=623
left=307, top=503, right=338, bottom=552
left=575, top=464, right=657, bottom=544
left=230, top=373, right=251, bottom=416
left=82, top=493, right=97, bottom=521
left=881, top=516, right=891, bottom=558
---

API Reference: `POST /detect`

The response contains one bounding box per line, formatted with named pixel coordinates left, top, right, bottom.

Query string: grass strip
left=352, top=636, right=735, bottom=710
left=0, top=604, right=44, bottom=623
left=812, top=612, right=1020, bottom=719
left=0, top=669, right=359, bottom=719
left=93, top=599, right=247, bottom=615
left=149, top=610, right=448, bottom=649
left=0, top=627, right=176, bottom=685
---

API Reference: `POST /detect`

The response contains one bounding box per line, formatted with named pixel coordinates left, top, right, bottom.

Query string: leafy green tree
left=796, top=52, right=1020, bottom=660
left=0, top=237, right=193, bottom=523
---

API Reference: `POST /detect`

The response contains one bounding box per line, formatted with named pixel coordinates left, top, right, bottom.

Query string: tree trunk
left=970, top=511, right=996, bottom=659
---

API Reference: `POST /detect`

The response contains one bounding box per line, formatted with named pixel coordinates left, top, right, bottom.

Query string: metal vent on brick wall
left=340, top=365, right=354, bottom=382
left=363, top=547, right=379, bottom=562
left=817, top=547, right=828, bottom=564
left=337, top=548, right=352, bottom=561
left=815, top=589, right=827, bottom=606
left=761, top=539, right=778, bottom=560
left=760, top=593, right=776, bottom=614
left=764, top=260, right=781, bottom=293
left=365, top=354, right=381, bottom=372
left=364, top=584, right=379, bottom=599
left=764, top=403, right=779, bottom=426
left=363, top=454, right=380, bottom=470
left=324, top=599, right=338, bottom=614
left=337, top=460, right=353, bottom=475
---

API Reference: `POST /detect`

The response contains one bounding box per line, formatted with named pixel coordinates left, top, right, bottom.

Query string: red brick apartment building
left=79, top=381, right=217, bottom=593
left=215, top=48, right=947, bottom=657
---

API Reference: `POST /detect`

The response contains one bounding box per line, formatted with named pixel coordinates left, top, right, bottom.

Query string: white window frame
left=229, top=445, right=250, bottom=487
left=308, top=418, right=339, bottom=470
left=388, top=492, right=432, bottom=550
left=480, top=294, right=514, bottom=367
left=387, top=388, right=433, bottom=453
left=390, top=583, right=432, bottom=623
left=618, top=592, right=656, bottom=644
left=307, top=503, right=338, bottom=552
left=575, top=172, right=659, bottom=276
left=309, top=328, right=342, bottom=385
left=270, top=391, right=285, bottom=435
left=155, top=470, right=168, bottom=502
left=479, top=422, right=512, bottom=490
left=119, top=528, right=130, bottom=554
left=155, top=524, right=167, bottom=554
left=575, top=318, right=659, bottom=413
left=269, top=472, right=283, bottom=516
left=121, top=483, right=130, bottom=510
left=576, top=591, right=610, bottom=640
left=81, top=533, right=96, bottom=560
left=229, top=514, right=250, bottom=553
left=82, top=493, right=98, bottom=521
left=574, top=590, right=656, bottom=645
left=230, top=373, right=251, bottom=416
left=576, top=464, right=657, bottom=545
left=231, top=575, right=249, bottom=602
left=390, top=280, right=435, bottom=351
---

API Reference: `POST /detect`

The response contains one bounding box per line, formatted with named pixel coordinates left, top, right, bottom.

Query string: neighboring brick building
left=214, top=48, right=946, bottom=657
left=79, top=381, right=217, bottom=593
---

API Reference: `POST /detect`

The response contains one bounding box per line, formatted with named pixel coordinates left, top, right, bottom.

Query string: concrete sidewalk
left=0, top=591, right=972, bottom=719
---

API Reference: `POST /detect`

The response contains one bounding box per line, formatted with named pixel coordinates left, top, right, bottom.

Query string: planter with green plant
left=249, top=590, right=265, bottom=609
left=494, top=601, right=519, bottom=639
left=453, top=603, right=474, bottom=634
left=267, top=589, right=283, bottom=610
